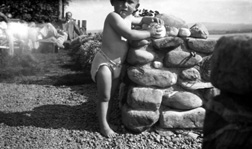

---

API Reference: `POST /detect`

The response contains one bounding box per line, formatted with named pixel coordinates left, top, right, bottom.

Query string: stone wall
left=202, top=35, right=252, bottom=148
left=119, top=13, right=220, bottom=133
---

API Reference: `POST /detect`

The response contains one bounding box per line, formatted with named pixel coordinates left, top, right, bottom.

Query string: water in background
left=209, top=32, right=252, bottom=39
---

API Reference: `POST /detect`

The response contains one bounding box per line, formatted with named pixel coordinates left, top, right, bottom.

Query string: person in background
left=37, top=23, right=67, bottom=48
left=56, top=11, right=84, bottom=49
left=37, top=11, right=84, bottom=49
left=61, top=11, right=83, bottom=41
left=90, top=0, right=164, bottom=137
left=0, top=11, right=14, bottom=55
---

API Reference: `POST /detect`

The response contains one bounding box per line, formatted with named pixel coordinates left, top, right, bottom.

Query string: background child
left=90, top=0, right=165, bottom=137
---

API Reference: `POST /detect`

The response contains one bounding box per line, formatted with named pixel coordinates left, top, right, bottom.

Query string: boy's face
left=112, top=0, right=139, bottom=18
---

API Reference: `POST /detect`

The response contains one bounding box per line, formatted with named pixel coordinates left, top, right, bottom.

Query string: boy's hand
left=152, top=17, right=164, bottom=26
left=142, top=16, right=164, bottom=26
left=148, top=23, right=166, bottom=38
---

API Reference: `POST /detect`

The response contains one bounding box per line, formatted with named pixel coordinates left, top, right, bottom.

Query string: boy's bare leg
left=96, top=66, right=117, bottom=137
left=108, top=76, right=120, bottom=121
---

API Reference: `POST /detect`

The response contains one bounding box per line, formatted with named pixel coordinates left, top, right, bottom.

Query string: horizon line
left=86, top=22, right=252, bottom=32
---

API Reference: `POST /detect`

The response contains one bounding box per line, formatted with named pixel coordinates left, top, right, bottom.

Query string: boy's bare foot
left=100, top=126, right=117, bottom=138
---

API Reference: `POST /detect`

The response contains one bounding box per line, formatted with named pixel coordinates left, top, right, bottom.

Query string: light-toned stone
left=180, top=67, right=201, bottom=81
left=162, top=91, right=203, bottom=110
left=127, top=87, right=163, bottom=111
left=164, top=50, right=202, bottom=68
left=190, top=23, right=209, bottom=39
left=154, top=127, right=175, bottom=136
left=159, top=107, right=205, bottom=128
left=165, top=26, right=179, bottom=37
left=187, top=38, right=217, bottom=54
left=127, top=65, right=178, bottom=88
left=152, top=61, right=163, bottom=69
left=178, top=28, right=191, bottom=37
left=122, top=104, right=160, bottom=133
left=127, top=45, right=156, bottom=65
left=152, top=36, right=183, bottom=50
left=178, top=79, right=213, bottom=90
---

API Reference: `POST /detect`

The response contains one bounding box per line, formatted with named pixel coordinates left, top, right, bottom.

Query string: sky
left=65, top=0, right=252, bottom=31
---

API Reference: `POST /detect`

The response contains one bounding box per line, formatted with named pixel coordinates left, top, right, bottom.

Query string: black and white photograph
left=1, top=0, right=252, bottom=148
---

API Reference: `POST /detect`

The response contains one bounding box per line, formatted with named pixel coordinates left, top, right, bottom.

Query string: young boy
left=90, top=0, right=164, bottom=137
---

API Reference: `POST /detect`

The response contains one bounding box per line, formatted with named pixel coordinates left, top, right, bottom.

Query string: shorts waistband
left=98, top=50, right=121, bottom=67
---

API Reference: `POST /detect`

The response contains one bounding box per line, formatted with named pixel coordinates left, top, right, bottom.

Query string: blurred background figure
left=0, top=11, right=14, bottom=56
left=61, top=11, right=83, bottom=41
left=38, top=22, right=67, bottom=48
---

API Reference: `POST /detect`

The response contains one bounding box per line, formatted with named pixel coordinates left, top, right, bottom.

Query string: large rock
left=122, top=104, right=160, bottom=133
left=162, top=91, right=203, bottom=110
left=211, top=35, right=252, bottom=94
left=152, top=36, right=183, bottom=51
left=165, top=26, right=179, bottom=37
left=159, top=107, right=205, bottom=128
left=127, top=87, right=163, bottom=111
left=187, top=38, right=217, bottom=54
left=180, top=67, right=201, bottom=81
left=127, top=65, right=178, bottom=88
left=156, top=13, right=188, bottom=29
left=126, top=44, right=156, bottom=65
left=190, top=23, right=209, bottom=39
left=178, top=28, right=191, bottom=37
left=178, top=79, right=213, bottom=90
left=164, top=50, right=202, bottom=68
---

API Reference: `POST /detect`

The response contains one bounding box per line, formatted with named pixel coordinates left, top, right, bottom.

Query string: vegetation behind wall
left=0, top=0, right=71, bottom=23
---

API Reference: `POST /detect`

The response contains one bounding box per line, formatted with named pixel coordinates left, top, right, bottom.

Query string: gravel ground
left=0, top=50, right=203, bottom=149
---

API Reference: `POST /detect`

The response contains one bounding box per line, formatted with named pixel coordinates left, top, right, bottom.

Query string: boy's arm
left=107, top=12, right=154, bottom=40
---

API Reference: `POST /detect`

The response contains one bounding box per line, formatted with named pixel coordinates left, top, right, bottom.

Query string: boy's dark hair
left=110, top=0, right=140, bottom=8
left=110, top=0, right=115, bottom=5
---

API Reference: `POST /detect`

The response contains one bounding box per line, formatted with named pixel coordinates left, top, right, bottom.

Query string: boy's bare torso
left=101, top=12, right=133, bottom=63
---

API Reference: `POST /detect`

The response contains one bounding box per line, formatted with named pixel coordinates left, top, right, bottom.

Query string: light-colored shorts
left=90, top=50, right=122, bottom=82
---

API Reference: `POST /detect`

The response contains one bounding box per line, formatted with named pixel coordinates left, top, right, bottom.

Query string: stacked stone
left=202, top=35, right=252, bottom=148
left=120, top=13, right=220, bottom=133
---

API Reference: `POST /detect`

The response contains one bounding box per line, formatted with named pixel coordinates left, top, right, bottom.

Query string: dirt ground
left=0, top=49, right=203, bottom=149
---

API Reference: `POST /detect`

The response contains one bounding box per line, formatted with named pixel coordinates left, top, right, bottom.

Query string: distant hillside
left=188, top=22, right=252, bottom=34
left=87, top=23, right=252, bottom=35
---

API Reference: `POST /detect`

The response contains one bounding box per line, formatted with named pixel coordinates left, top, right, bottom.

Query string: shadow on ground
left=54, top=74, right=93, bottom=86
left=0, top=49, right=101, bottom=133
left=0, top=48, right=124, bottom=135
left=17, top=72, right=94, bottom=86
left=0, top=103, right=99, bottom=132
